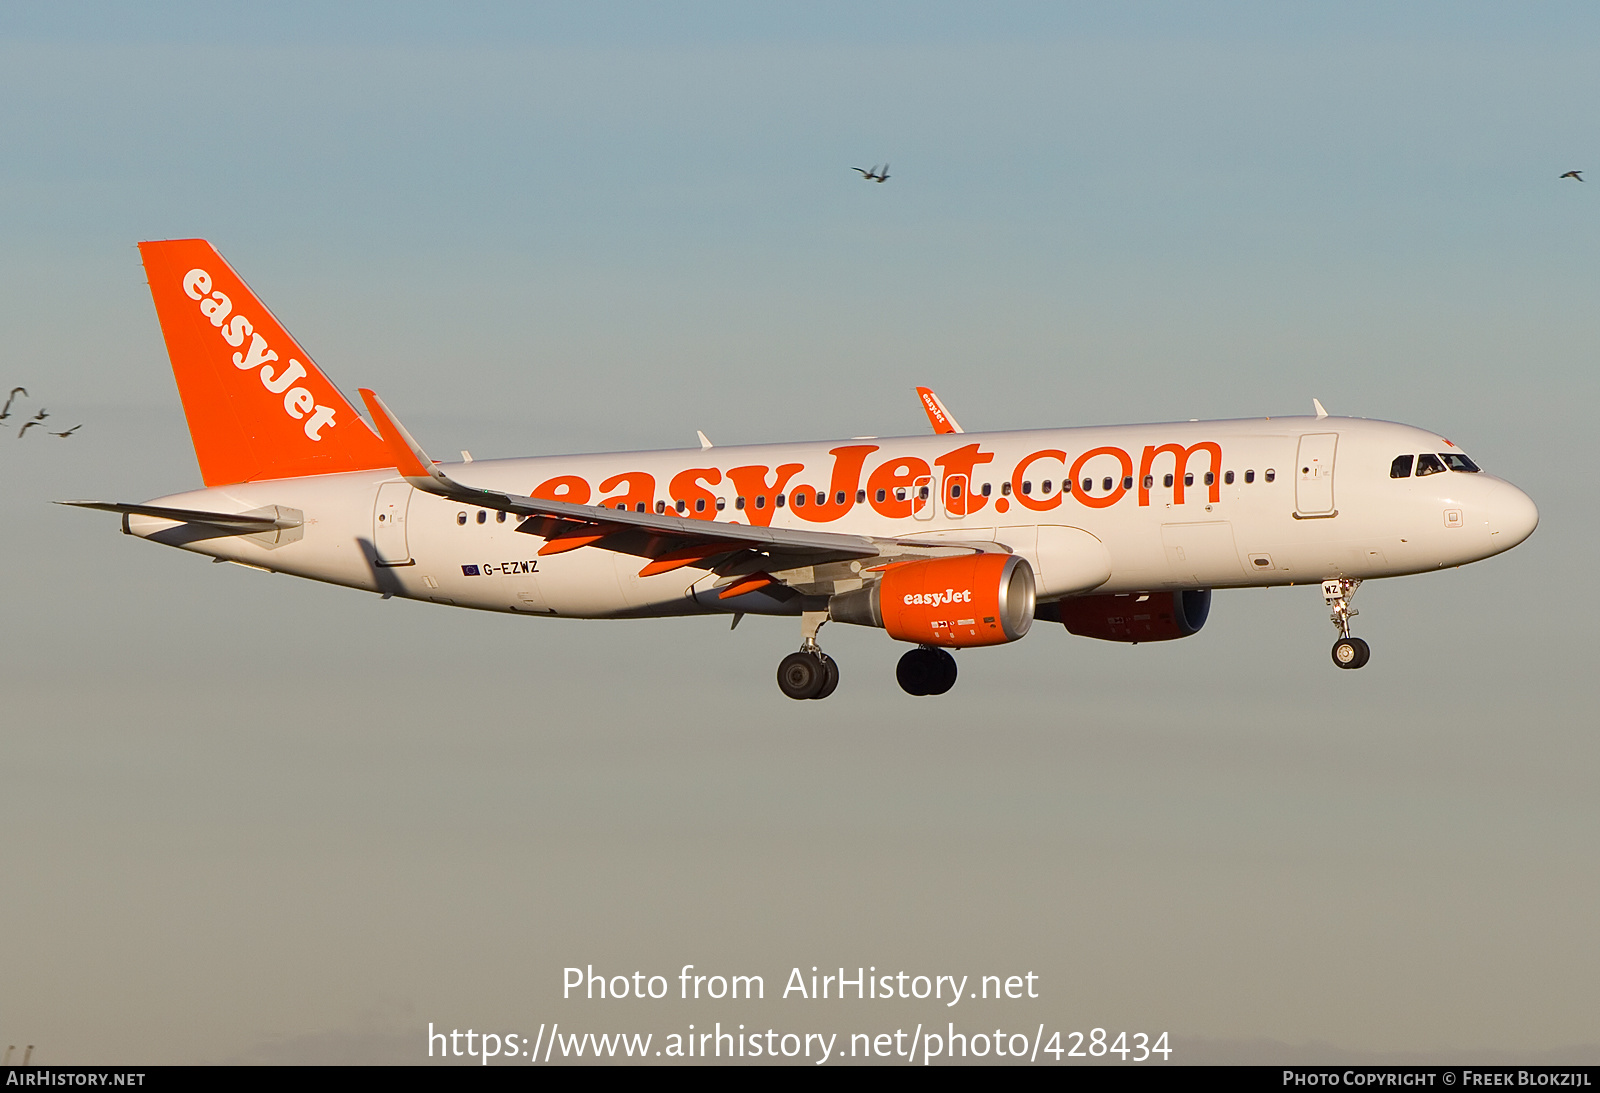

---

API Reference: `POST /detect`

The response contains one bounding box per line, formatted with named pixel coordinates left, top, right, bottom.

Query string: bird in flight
left=853, top=164, right=890, bottom=183
left=0, top=387, right=25, bottom=421
left=31, top=408, right=48, bottom=421
left=51, top=424, right=82, bottom=438
left=1560, top=170, right=1583, bottom=181
left=18, top=420, right=42, bottom=438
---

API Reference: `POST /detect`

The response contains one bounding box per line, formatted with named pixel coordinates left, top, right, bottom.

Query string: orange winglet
left=537, top=526, right=621, bottom=556
left=357, top=388, right=436, bottom=480
left=717, top=572, right=775, bottom=599
left=638, top=542, right=746, bottom=578
left=916, top=386, right=961, bottom=434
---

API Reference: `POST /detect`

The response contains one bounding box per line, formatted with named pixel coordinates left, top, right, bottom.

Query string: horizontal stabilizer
left=56, top=500, right=302, bottom=533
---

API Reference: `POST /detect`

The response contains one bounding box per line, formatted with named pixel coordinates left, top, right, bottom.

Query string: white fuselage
left=125, top=415, right=1539, bottom=620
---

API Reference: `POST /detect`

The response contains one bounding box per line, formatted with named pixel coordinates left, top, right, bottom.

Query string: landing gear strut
left=897, top=645, right=957, bottom=696
left=1323, top=578, right=1370, bottom=670
left=776, top=610, right=840, bottom=700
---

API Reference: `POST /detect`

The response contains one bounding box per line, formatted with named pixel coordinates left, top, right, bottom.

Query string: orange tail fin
left=139, top=239, right=391, bottom=485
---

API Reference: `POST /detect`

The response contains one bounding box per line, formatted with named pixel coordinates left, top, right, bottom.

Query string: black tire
left=1332, top=637, right=1370, bottom=670
left=778, top=651, right=825, bottom=699
left=813, top=654, right=840, bottom=700
left=896, top=648, right=932, bottom=695
left=925, top=647, right=958, bottom=695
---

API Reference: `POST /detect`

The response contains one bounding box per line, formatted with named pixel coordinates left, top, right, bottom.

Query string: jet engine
left=829, top=553, right=1035, bottom=647
left=1056, top=589, right=1211, bottom=643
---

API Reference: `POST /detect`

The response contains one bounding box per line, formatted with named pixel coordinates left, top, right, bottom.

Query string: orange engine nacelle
left=1055, top=589, right=1211, bottom=643
left=829, top=554, right=1035, bottom=647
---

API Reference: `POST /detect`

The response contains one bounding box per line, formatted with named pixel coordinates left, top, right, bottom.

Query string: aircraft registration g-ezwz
left=66, top=239, right=1539, bottom=700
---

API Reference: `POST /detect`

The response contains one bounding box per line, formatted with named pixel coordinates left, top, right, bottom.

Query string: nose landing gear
left=897, top=645, right=957, bottom=696
left=1324, top=578, right=1370, bottom=669
left=776, top=609, right=840, bottom=700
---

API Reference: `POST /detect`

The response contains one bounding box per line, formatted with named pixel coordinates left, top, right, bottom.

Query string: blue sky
left=1, top=2, right=1596, bottom=1064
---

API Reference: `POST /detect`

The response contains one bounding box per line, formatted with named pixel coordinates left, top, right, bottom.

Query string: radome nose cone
left=1496, top=483, right=1539, bottom=548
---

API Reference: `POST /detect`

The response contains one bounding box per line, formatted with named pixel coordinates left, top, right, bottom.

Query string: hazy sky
left=1, top=2, right=1596, bottom=1064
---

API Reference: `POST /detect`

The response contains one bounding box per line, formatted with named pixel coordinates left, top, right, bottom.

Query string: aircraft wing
left=359, top=390, right=983, bottom=587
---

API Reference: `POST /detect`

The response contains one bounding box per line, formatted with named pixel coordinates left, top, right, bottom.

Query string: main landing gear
left=776, top=610, right=840, bottom=700
left=897, top=646, right=957, bottom=696
left=772, top=612, right=961, bottom=699
left=1324, top=578, right=1370, bottom=670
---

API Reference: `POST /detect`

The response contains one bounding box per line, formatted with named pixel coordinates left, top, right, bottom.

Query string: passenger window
left=981, top=483, right=991, bottom=497
left=1122, top=476, right=1133, bottom=490
left=755, top=495, right=766, bottom=509
left=1390, top=455, right=1414, bottom=478
left=918, top=486, right=930, bottom=500
left=735, top=496, right=746, bottom=510
left=457, top=512, right=467, bottom=526
left=1440, top=453, right=1480, bottom=473
left=636, top=502, right=646, bottom=512
left=1264, top=469, right=1276, bottom=482
left=1245, top=469, right=1255, bottom=483
left=950, top=483, right=962, bottom=498
left=775, top=494, right=785, bottom=507
left=816, top=492, right=826, bottom=506
left=497, top=510, right=507, bottom=523
left=477, top=510, right=486, bottom=524
left=857, top=489, right=866, bottom=503
left=1062, top=480, right=1072, bottom=493
left=836, top=491, right=846, bottom=505
left=1102, top=477, right=1113, bottom=491
left=1204, top=472, right=1214, bottom=486
left=1021, top=480, right=1032, bottom=495
left=1143, top=475, right=1153, bottom=489
left=1000, top=482, right=1012, bottom=496
left=715, top=498, right=726, bottom=511
left=1224, top=470, right=1234, bottom=485
left=656, top=500, right=666, bottom=514
left=1081, top=477, right=1092, bottom=493
left=1040, top=480, right=1051, bottom=495
left=1184, top=472, right=1194, bottom=487
left=793, top=492, right=806, bottom=507
left=695, top=498, right=706, bottom=512
left=875, top=489, right=886, bottom=503
left=1416, top=454, right=1446, bottom=477
left=675, top=499, right=686, bottom=513
left=1163, top=474, right=1174, bottom=488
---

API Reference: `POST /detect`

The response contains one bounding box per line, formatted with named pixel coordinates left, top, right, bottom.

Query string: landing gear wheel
left=1332, top=637, right=1370, bottom=670
left=777, top=651, right=826, bottom=699
left=814, top=654, right=840, bottom=700
left=897, top=646, right=958, bottom=696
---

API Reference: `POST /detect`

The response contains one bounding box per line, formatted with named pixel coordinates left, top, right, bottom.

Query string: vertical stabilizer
left=139, top=239, right=390, bottom=485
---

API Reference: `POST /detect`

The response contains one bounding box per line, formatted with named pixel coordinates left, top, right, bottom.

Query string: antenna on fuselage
left=1313, top=398, right=1329, bottom=419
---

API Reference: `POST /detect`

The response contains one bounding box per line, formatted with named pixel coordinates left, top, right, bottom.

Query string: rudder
left=139, top=239, right=391, bottom=485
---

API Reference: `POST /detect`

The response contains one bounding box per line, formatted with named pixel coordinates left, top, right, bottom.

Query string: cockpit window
left=1390, top=455, right=1414, bottom=479
left=1440, top=452, right=1480, bottom=473
left=1415, top=453, right=1446, bottom=477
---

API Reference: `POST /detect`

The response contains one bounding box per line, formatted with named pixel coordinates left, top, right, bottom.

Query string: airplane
left=63, top=239, right=1538, bottom=700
